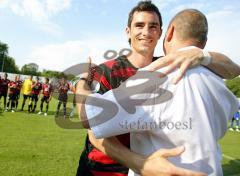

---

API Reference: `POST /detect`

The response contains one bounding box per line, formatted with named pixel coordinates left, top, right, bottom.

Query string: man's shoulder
left=162, top=66, right=224, bottom=93
left=98, top=56, right=128, bottom=70
left=185, top=66, right=222, bottom=81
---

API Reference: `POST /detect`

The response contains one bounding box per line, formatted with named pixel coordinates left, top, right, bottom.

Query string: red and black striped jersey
left=58, top=82, right=70, bottom=95
left=8, top=81, right=18, bottom=94
left=16, top=80, right=23, bottom=93
left=78, top=56, right=139, bottom=176
left=0, top=78, right=10, bottom=93
left=42, top=83, right=52, bottom=97
left=32, top=82, right=42, bottom=95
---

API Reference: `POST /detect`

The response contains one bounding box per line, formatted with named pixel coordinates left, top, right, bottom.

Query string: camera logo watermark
left=119, top=118, right=193, bottom=131
left=53, top=48, right=173, bottom=129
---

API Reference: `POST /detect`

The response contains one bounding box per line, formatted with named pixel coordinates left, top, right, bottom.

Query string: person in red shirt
left=15, top=75, right=23, bottom=110
left=6, top=76, right=19, bottom=112
left=28, top=76, right=42, bottom=113
left=38, top=78, right=52, bottom=116
left=55, top=77, right=70, bottom=118
left=0, top=73, right=10, bottom=110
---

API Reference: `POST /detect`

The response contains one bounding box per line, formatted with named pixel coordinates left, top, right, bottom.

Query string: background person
left=21, top=75, right=33, bottom=111
left=229, top=105, right=240, bottom=132
left=38, top=78, right=52, bottom=116
left=6, top=76, right=19, bottom=112
left=28, top=76, right=42, bottom=113
left=15, top=75, right=23, bottom=110
left=55, top=77, right=70, bottom=118
left=0, top=73, right=10, bottom=110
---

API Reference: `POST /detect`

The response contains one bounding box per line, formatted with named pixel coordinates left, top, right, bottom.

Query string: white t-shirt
left=85, top=66, right=238, bottom=176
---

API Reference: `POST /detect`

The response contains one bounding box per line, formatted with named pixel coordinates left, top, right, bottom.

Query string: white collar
left=178, top=46, right=199, bottom=51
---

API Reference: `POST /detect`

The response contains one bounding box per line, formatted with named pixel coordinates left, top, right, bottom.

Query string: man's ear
left=125, top=27, right=130, bottom=39
left=202, top=38, right=207, bottom=48
left=158, top=28, right=162, bottom=39
left=166, top=25, right=174, bottom=42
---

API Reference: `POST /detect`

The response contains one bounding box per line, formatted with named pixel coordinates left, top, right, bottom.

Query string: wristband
left=79, top=77, right=88, bottom=82
left=201, top=50, right=212, bottom=66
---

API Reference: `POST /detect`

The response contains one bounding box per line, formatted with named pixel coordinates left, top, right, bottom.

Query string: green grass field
left=0, top=98, right=240, bottom=176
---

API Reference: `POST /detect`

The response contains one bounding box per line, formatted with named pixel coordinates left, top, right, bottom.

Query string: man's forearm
left=76, top=79, right=91, bottom=128
left=88, top=130, right=144, bottom=174
left=207, top=52, right=240, bottom=79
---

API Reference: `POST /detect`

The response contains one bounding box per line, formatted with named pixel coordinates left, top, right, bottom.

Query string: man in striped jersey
left=55, top=77, right=70, bottom=118
left=29, top=77, right=42, bottom=113
left=15, top=75, right=23, bottom=110
left=38, top=78, right=52, bottom=116
left=6, top=75, right=19, bottom=112
left=0, top=73, right=10, bottom=110
left=75, top=1, right=240, bottom=176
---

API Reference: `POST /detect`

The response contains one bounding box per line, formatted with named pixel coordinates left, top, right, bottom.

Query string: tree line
left=0, top=41, right=73, bottom=79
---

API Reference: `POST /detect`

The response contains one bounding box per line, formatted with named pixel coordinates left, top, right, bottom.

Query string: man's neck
left=166, top=40, right=201, bottom=55
left=127, top=51, right=154, bottom=69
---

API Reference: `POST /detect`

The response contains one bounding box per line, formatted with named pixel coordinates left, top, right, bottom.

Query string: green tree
left=3, top=56, right=20, bottom=73
left=225, top=77, right=240, bottom=97
left=21, top=63, right=41, bottom=76
left=0, top=41, right=9, bottom=71
left=41, top=69, right=74, bottom=80
left=41, top=69, right=63, bottom=78
left=0, top=41, right=20, bottom=73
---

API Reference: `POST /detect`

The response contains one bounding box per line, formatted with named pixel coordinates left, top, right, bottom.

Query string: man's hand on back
left=141, top=146, right=207, bottom=176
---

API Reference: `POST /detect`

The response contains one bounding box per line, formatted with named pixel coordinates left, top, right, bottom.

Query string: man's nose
left=142, top=26, right=151, bottom=36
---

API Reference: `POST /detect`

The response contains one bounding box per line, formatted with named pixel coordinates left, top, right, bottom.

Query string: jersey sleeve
left=91, top=64, right=112, bottom=94
left=85, top=90, right=154, bottom=139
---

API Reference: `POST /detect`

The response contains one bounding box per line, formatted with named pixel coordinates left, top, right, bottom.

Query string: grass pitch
left=0, top=98, right=239, bottom=176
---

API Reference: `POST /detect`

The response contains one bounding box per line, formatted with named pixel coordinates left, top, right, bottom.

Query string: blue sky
left=0, top=0, right=240, bottom=71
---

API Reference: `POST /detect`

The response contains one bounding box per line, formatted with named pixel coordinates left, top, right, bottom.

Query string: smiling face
left=126, top=11, right=162, bottom=56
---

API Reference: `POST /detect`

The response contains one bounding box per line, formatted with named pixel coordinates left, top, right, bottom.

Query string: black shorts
left=30, top=94, right=39, bottom=102
left=8, top=93, right=17, bottom=101
left=16, top=92, right=20, bottom=100
left=0, top=92, right=7, bottom=98
left=23, top=94, right=31, bottom=100
left=41, top=96, right=50, bottom=103
left=58, top=94, right=68, bottom=103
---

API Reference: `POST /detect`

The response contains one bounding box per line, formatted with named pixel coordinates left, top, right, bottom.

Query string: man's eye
left=135, top=24, right=144, bottom=28
left=150, top=25, right=157, bottom=29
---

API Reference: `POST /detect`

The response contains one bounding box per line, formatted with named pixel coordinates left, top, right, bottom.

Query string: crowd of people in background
left=0, top=72, right=74, bottom=118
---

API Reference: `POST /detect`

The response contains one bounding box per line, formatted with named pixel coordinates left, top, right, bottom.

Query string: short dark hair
left=127, top=0, right=162, bottom=28
left=127, top=1, right=162, bottom=44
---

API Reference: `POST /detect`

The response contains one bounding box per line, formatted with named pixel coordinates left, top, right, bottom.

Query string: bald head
left=169, top=9, right=208, bottom=44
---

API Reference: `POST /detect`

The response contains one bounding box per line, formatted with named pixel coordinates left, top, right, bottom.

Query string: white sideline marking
left=222, top=154, right=240, bottom=164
